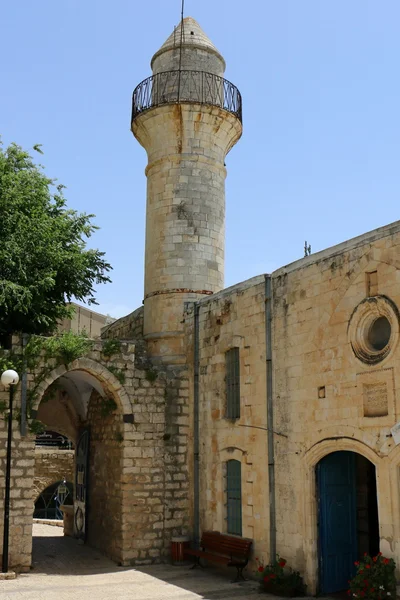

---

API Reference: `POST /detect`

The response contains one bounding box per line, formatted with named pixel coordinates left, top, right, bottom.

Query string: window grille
left=226, top=459, right=242, bottom=536
left=226, top=347, right=240, bottom=418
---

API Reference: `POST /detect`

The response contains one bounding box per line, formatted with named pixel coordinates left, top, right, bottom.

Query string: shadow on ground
left=31, top=525, right=324, bottom=600
left=31, top=525, right=260, bottom=599
left=32, top=532, right=124, bottom=575
left=134, top=564, right=260, bottom=599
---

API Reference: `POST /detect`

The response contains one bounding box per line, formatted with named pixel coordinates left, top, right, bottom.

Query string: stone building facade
left=0, top=333, right=190, bottom=570
left=184, top=221, right=400, bottom=593
left=59, top=302, right=110, bottom=339
left=1, top=14, right=400, bottom=596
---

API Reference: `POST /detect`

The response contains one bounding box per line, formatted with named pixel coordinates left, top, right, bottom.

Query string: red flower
left=354, top=561, right=360, bottom=566
left=347, top=591, right=351, bottom=596
left=255, top=557, right=259, bottom=560
left=360, top=592, right=365, bottom=598
left=378, top=552, right=382, bottom=556
left=365, top=564, right=371, bottom=569
left=270, top=574, right=277, bottom=579
left=364, top=552, right=368, bottom=557
left=279, top=559, right=286, bottom=567
left=373, top=556, right=377, bottom=562
left=264, top=575, right=270, bottom=582
left=258, top=566, right=263, bottom=572
left=371, top=589, right=375, bottom=593
left=383, top=558, right=390, bottom=565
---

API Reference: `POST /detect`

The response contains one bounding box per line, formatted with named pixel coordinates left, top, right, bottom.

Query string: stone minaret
left=131, top=17, right=242, bottom=363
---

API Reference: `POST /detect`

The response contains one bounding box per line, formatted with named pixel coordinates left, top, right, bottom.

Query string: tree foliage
left=0, top=141, right=112, bottom=336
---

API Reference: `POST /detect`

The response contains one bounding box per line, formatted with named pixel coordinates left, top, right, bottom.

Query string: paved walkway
left=2, top=524, right=266, bottom=600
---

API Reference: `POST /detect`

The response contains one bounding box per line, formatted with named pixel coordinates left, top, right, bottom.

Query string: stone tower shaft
left=131, top=17, right=242, bottom=363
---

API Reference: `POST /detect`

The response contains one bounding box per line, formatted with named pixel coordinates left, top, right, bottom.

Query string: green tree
left=0, top=141, right=112, bottom=337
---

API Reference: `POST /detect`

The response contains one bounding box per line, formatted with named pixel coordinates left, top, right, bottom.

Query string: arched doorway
left=32, top=362, right=126, bottom=563
left=317, top=451, right=379, bottom=594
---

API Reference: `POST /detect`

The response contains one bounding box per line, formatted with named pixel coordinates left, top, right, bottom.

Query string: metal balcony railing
left=131, top=70, right=242, bottom=123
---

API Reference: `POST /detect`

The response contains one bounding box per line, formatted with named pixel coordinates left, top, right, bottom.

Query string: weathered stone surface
left=0, top=324, right=190, bottom=570
left=132, top=18, right=242, bottom=364
left=182, top=222, right=400, bottom=593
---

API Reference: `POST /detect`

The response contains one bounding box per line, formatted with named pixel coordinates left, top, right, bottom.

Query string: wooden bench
left=185, top=531, right=252, bottom=581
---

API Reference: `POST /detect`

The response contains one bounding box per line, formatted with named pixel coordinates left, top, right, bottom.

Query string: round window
left=368, top=316, right=391, bottom=351
left=348, top=296, right=399, bottom=365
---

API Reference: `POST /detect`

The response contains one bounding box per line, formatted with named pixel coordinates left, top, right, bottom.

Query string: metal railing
left=131, top=70, right=242, bottom=123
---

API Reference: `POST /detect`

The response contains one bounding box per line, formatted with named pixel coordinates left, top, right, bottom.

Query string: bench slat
left=185, top=532, right=252, bottom=582
left=186, top=532, right=252, bottom=562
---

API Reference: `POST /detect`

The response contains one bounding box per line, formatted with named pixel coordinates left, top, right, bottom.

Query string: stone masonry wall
left=0, top=334, right=191, bottom=570
left=181, top=221, right=400, bottom=591
left=87, top=390, right=124, bottom=561
left=117, top=360, right=190, bottom=565
left=33, top=448, right=74, bottom=501
left=0, top=337, right=35, bottom=571
left=101, top=307, right=144, bottom=341
left=0, top=410, right=34, bottom=572
left=134, top=103, right=242, bottom=361
left=185, top=276, right=268, bottom=566
left=151, top=18, right=225, bottom=77
left=271, top=222, right=400, bottom=591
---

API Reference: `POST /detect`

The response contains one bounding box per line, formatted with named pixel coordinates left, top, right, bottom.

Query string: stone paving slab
left=1, top=524, right=319, bottom=600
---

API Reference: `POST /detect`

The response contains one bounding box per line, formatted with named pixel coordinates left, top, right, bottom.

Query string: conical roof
left=151, top=17, right=225, bottom=70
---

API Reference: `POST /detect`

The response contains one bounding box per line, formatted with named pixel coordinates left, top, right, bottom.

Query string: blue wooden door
left=317, top=451, right=357, bottom=594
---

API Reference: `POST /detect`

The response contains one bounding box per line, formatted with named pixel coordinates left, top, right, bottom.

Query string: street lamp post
left=1, top=369, right=19, bottom=574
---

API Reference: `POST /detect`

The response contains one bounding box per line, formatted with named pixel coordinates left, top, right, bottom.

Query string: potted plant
left=348, top=553, right=396, bottom=599
left=256, top=555, right=306, bottom=597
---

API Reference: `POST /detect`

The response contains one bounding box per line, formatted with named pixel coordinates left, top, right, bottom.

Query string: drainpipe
left=193, top=302, right=200, bottom=547
left=20, top=333, right=28, bottom=437
left=265, top=274, right=276, bottom=560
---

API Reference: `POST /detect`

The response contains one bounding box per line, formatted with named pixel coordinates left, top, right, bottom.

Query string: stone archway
left=3, top=335, right=189, bottom=573
left=301, top=438, right=382, bottom=594
left=32, top=360, right=129, bottom=563
left=32, top=357, right=132, bottom=416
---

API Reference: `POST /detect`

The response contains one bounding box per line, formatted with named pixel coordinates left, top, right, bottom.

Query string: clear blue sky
left=2, top=1, right=400, bottom=318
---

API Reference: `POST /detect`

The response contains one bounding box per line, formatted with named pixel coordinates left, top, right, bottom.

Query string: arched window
left=226, top=459, right=242, bottom=536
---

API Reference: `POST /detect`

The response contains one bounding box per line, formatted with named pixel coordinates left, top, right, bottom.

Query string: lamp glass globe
left=1, top=369, right=20, bottom=386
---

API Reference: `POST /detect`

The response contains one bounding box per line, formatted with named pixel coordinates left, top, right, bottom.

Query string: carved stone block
left=363, top=382, right=388, bottom=417
left=356, top=367, right=395, bottom=424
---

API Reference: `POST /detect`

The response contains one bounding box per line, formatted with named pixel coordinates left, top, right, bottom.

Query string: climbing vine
left=29, top=419, right=46, bottom=435
left=0, top=331, right=94, bottom=433
left=100, top=396, right=118, bottom=418
left=36, top=331, right=93, bottom=365
left=0, top=331, right=130, bottom=434
left=101, top=338, right=121, bottom=358
left=106, top=365, right=126, bottom=385
left=114, top=431, right=124, bottom=443
left=145, top=367, right=158, bottom=383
